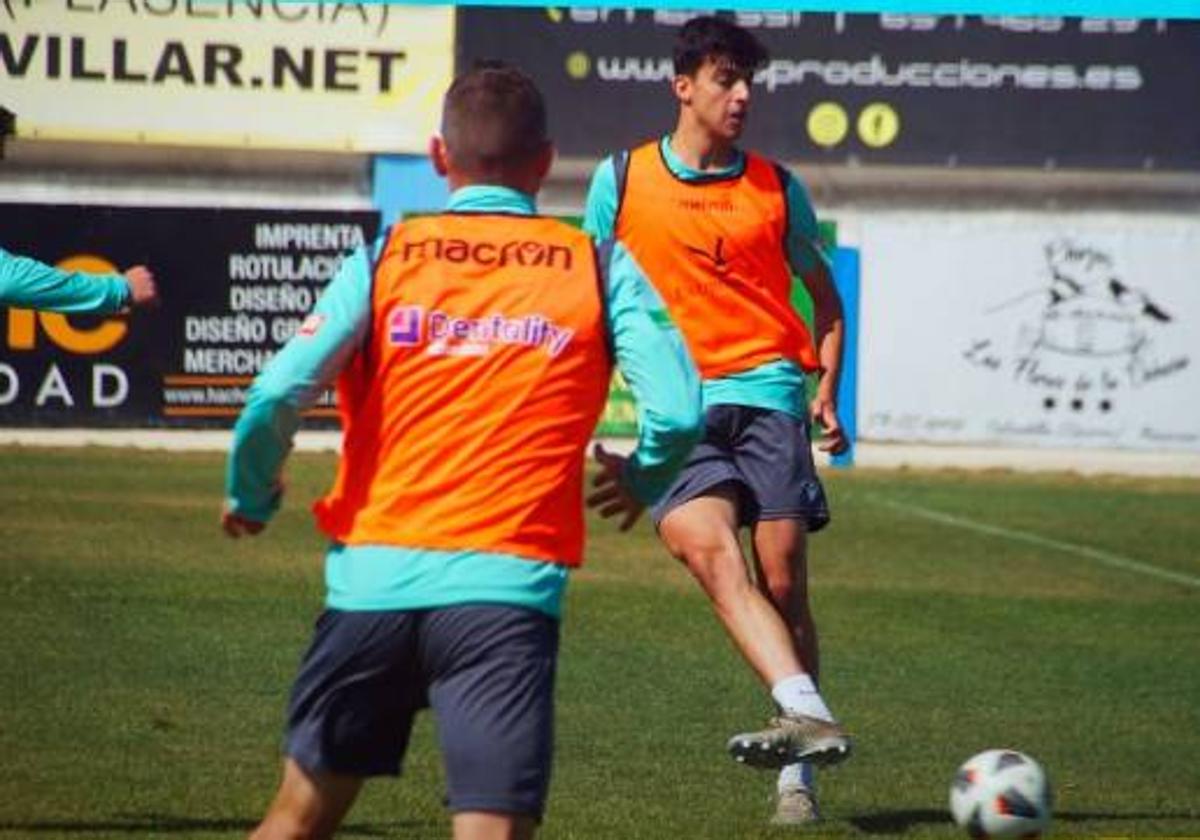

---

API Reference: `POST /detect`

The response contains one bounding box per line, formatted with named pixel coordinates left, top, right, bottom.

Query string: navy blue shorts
left=651, top=404, right=830, bottom=532
left=284, top=605, right=559, bottom=818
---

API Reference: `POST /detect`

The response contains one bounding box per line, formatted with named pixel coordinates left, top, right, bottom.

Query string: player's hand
left=221, top=506, right=267, bottom=538
left=810, top=396, right=849, bottom=455
left=123, top=265, right=159, bottom=309
left=586, top=442, right=645, bottom=532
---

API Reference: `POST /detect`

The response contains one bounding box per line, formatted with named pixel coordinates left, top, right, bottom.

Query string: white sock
left=771, top=673, right=835, bottom=723
left=778, top=762, right=815, bottom=793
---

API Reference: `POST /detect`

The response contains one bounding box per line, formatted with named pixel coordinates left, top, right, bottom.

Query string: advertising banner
left=0, top=1, right=453, bottom=152
left=0, top=203, right=380, bottom=426
left=1, top=204, right=644, bottom=434
left=457, top=8, right=1200, bottom=170
left=857, top=215, right=1200, bottom=450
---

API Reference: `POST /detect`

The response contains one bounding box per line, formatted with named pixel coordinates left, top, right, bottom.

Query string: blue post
left=371, top=155, right=450, bottom=228
left=831, top=246, right=860, bottom=468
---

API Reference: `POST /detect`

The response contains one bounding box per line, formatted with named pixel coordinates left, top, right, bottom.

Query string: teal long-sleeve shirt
left=226, top=185, right=702, bottom=618
left=0, top=247, right=130, bottom=313
left=584, top=136, right=833, bottom=418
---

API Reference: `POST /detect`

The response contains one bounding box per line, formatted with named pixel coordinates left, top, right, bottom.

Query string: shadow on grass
left=849, top=808, right=1199, bottom=835
left=849, top=809, right=949, bottom=834
left=0, top=814, right=433, bottom=836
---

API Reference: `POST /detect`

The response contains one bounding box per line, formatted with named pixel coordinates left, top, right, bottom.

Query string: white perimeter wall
left=841, top=211, right=1200, bottom=451
left=5, top=145, right=1200, bottom=459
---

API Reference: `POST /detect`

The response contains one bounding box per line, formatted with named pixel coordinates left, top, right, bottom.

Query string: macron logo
left=389, top=305, right=423, bottom=346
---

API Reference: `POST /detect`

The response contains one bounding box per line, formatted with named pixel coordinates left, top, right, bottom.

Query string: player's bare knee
left=763, top=577, right=794, bottom=611
left=249, top=817, right=308, bottom=840
left=762, top=575, right=810, bottom=615
left=252, top=808, right=334, bottom=840
left=682, top=543, right=752, bottom=603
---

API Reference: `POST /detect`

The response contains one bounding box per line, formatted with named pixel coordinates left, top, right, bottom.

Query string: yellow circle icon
left=857, top=103, right=900, bottom=148
left=565, top=51, right=591, bottom=80
left=57, top=254, right=119, bottom=276
left=806, top=102, right=849, bottom=148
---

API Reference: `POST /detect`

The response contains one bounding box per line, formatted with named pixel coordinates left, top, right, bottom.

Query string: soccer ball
left=949, top=749, right=1052, bottom=839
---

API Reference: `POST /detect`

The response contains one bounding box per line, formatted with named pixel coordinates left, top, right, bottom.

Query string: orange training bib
left=313, top=213, right=612, bottom=567
left=615, top=142, right=818, bottom=380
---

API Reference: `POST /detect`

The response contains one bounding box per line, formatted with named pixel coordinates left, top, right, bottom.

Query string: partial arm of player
left=588, top=241, right=703, bottom=531
left=783, top=175, right=849, bottom=455
left=0, top=247, right=157, bottom=313
left=581, top=156, right=619, bottom=240
left=222, top=244, right=374, bottom=536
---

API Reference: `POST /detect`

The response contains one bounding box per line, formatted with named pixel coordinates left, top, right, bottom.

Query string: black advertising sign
left=457, top=9, right=1200, bottom=171
left=0, top=204, right=379, bottom=427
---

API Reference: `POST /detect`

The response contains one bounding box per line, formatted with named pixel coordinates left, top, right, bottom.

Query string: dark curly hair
left=673, top=15, right=769, bottom=77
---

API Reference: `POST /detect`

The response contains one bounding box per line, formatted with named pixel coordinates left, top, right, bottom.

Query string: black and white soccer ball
left=949, top=749, right=1052, bottom=839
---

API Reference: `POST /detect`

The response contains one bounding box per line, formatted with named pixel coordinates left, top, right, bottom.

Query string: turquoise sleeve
left=225, top=243, right=376, bottom=521
left=603, top=241, right=703, bottom=505
left=782, top=172, right=833, bottom=276
left=582, top=157, right=619, bottom=240
left=0, top=247, right=129, bottom=313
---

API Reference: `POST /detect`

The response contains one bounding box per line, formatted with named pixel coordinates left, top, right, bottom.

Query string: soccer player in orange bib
left=223, top=63, right=701, bottom=840
left=584, top=16, right=851, bottom=825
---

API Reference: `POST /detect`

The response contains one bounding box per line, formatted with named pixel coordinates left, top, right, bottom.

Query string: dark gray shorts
left=284, top=605, right=559, bottom=818
left=651, top=404, right=830, bottom=532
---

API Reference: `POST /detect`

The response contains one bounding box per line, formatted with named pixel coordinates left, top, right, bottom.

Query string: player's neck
left=668, top=119, right=738, bottom=172
left=447, top=171, right=542, bottom=196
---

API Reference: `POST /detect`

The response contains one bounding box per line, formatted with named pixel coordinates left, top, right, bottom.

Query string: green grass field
left=1, top=446, right=1198, bottom=839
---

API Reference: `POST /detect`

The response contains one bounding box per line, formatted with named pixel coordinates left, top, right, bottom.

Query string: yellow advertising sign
left=0, top=0, right=455, bottom=152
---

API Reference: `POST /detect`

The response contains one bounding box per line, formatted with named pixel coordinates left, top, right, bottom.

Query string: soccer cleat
left=727, top=714, right=852, bottom=770
left=771, top=784, right=821, bottom=826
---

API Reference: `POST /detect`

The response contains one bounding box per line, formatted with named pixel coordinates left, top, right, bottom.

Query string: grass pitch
left=0, top=446, right=1197, bottom=839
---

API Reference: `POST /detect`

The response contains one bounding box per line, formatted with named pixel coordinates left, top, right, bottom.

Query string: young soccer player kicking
left=1, top=247, right=158, bottom=312
left=222, top=63, right=701, bottom=840
left=584, top=16, right=852, bottom=826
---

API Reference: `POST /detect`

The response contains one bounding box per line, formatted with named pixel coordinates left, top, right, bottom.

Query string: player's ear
left=672, top=74, right=693, bottom=105
left=430, top=135, right=450, bottom=177
left=533, top=141, right=555, bottom=181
